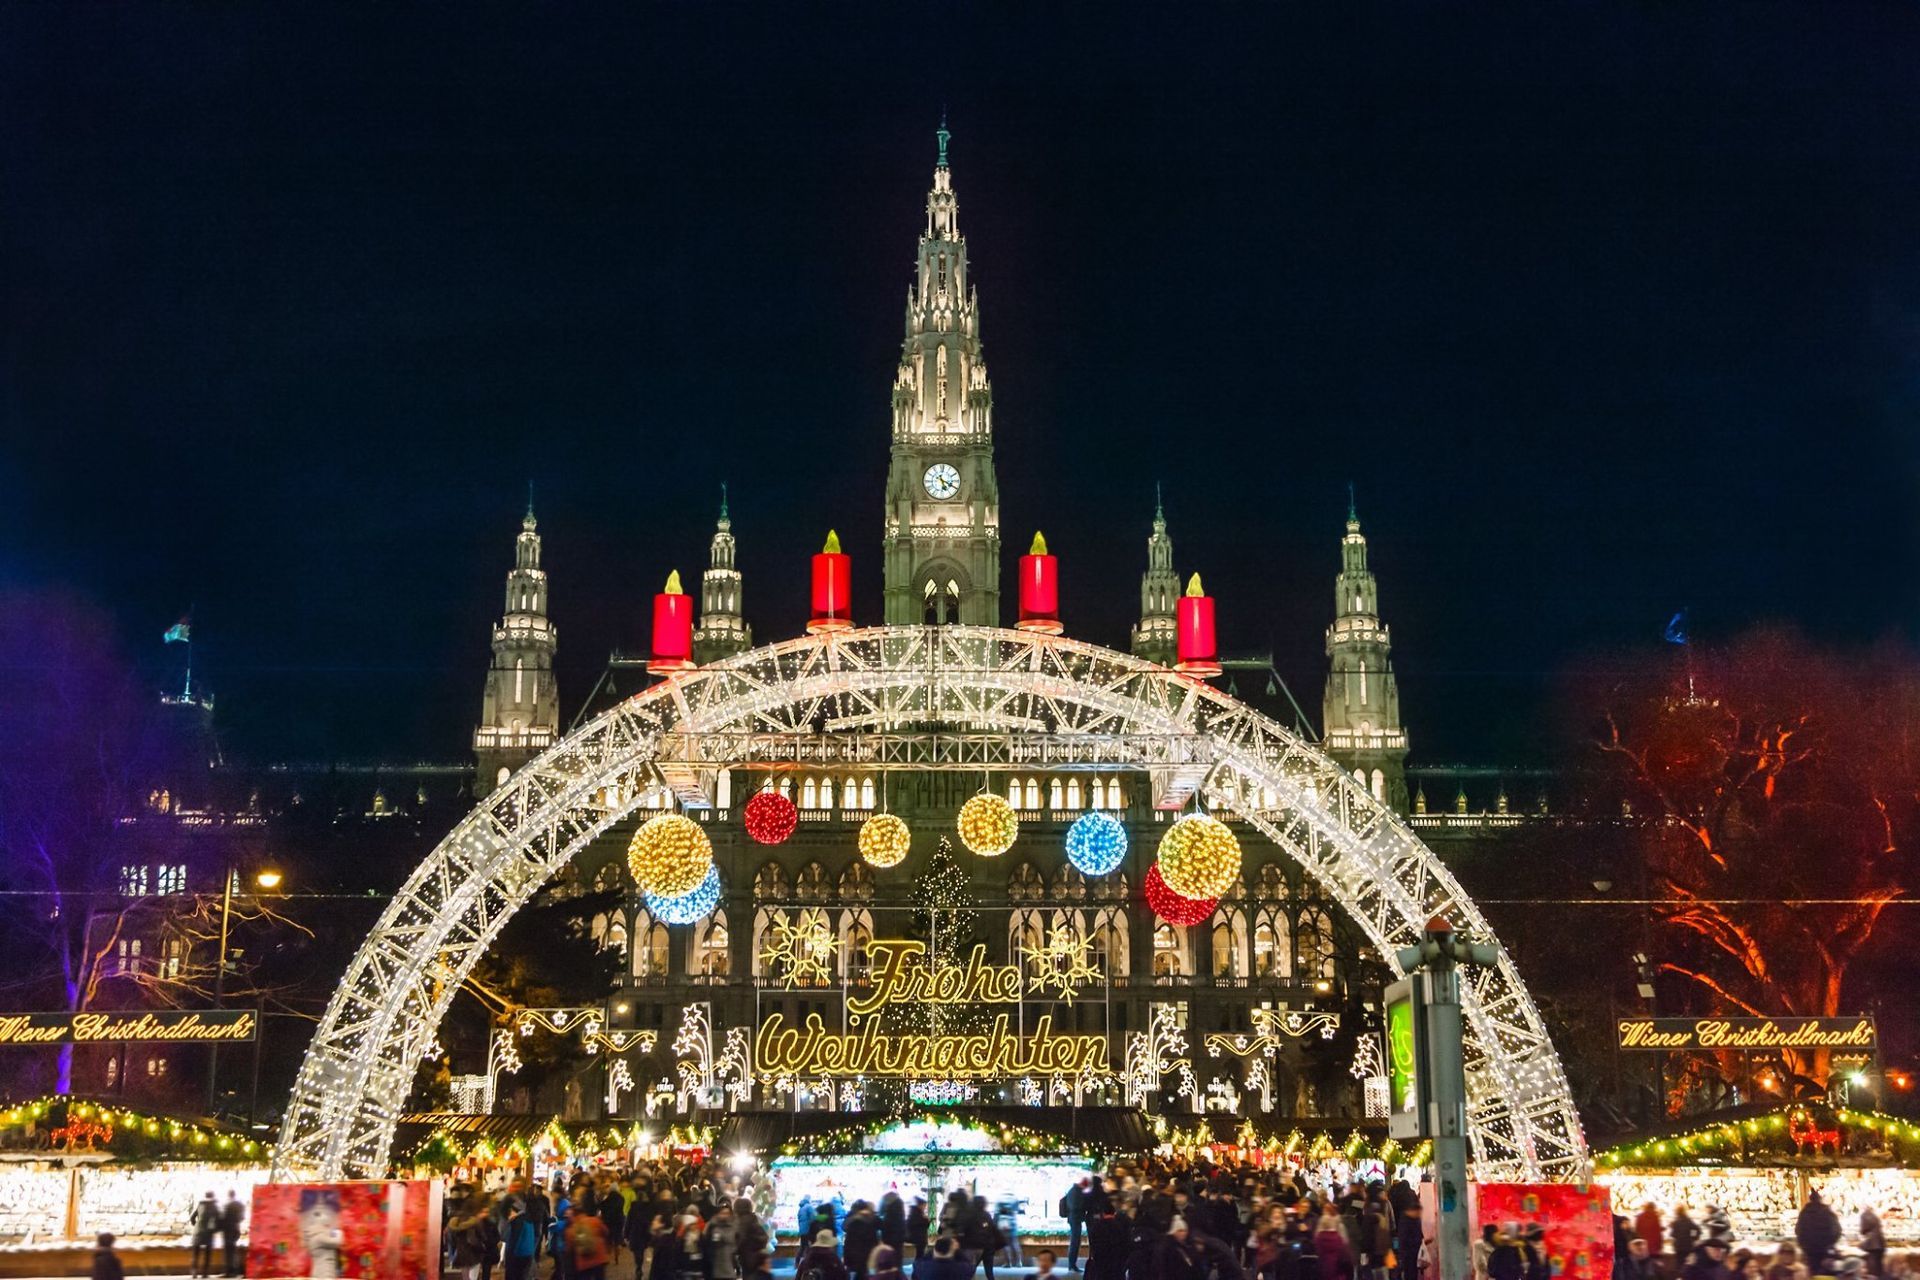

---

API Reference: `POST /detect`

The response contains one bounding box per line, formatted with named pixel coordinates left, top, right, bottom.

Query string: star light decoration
left=1156, top=813, right=1241, bottom=900
left=626, top=813, right=714, bottom=898
left=759, top=908, right=840, bottom=989
left=1024, top=927, right=1104, bottom=1006
left=956, top=793, right=1019, bottom=857
left=858, top=812, right=912, bottom=868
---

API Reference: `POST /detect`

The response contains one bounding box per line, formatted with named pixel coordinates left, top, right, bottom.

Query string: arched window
left=1091, top=909, right=1129, bottom=979
left=1009, top=862, right=1045, bottom=903
left=1256, top=863, right=1290, bottom=901
left=1371, top=769, right=1385, bottom=802
left=1153, top=922, right=1187, bottom=978
left=794, top=862, right=829, bottom=902
left=1024, top=779, right=1041, bottom=811
left=605, top=917, right=629, bottom=959
left=777, top=776, right=793, bottom=800
left=1254, top=906, right=1293, bottom=979
left=1296, top=908, right=1336, bottom=981
left=752, top=908, right=779, bottom=978
left=1006, top=777, right=1022, bottom=807
left=839, top=860, right=875, bottom=903
left=1053, top=864, right=1087, bottom=902
left=1049, top=778, right=1064, bottom=810
left=1108, top=779, right=1126, bottom=810
left=1009, top=910, right=1043, bottom=964
left=1090, top=778, right=1106, bottom=810
left=697, top=913, right=729, bottom=979
left=802, top=778, right=818, bottom=810
left=1066, top=778, right=1083, bottom=809
left=843, top=910, right=874, bottom=986
left=633, top=910, right=669, bottom=979
left=844, top=778, right=860, bottom=809
left=860, top=777, right=876, bottom=809
left=754, top=862, right=791, bottom=901
left=1212, top=908, right=1247, bottom=979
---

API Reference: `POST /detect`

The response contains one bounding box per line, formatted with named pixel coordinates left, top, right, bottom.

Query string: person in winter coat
left=1672, top=1209, right=1702, bottom=1267
left=1684, top=1237, right=1734, bottom=1280
left=1635, top=1206, right=1664, bottom=1257
left=92, top=1234, right=125, bottom=1280
left=1860, top=1207, right=1885, bottom=1277
left=1085, top=1203, right=1131, bottom=1280
left=1154, top=1219, right=1208, bottom=1280
left=191, top=1193, right=221, bottom=1279
left=1395, top=1200, right=1425, bottom=1280
left=906, top=1200, right=930, bottom=1259
left=733, top=1198, right=770, bottom=1270
left=795, top=1229, right=851, bottom=1280
left=910, top=1236, right=973, bottom=1280
left=1488, top=1227, right=1526, bottom=1280
left=502, top=1199, right=538, bottom=1280
left=1473, top=1225, right=1498, bottom=1280
left=844, top=1202, right=881, bottom=1280
left=869, top=1243, right=907, bottom=1280
left=1317, top=1214, right=1357, bottom=1280
left=879, top=1195, right=907, bottom=1258
left=704, top=1202, right=740, bottom=1280
left=1796, top=1194, right=1841, bottom=1274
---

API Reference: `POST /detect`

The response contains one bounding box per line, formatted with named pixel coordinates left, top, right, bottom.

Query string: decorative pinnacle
left=719, top=481, right=729, bottom=522
left=523, top=481, right=537, bottom=531
left=936, top=112, right=950, bottom=169
left=1347, top=482, right=1356, bottom=523
left=1029, top=531, right=1048, bottom=555
left=822, top=529, right=842, bottom=555
left=1155, top=481, right=1164, bottom=520
left=1185, top=573, right=1205, bottom=597
left=663, top=570, right=683, bottom=595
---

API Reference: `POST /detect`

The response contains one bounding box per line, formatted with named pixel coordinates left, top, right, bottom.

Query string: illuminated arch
left=276, top=626, right=1584, bottom=1180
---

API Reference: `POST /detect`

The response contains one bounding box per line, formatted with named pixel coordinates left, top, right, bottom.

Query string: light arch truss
left=276, top=626, right=1586, bottom=1180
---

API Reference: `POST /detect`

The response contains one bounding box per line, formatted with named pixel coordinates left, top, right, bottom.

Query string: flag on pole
left=163, top=618, right=191, bottom=644
left=1662, top=609, right=1689, bottom=646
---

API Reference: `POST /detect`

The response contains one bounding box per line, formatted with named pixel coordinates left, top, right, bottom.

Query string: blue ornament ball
left=644, top=865, right=721, bottom=925
left=1065, top=811, right=1128, bottom=877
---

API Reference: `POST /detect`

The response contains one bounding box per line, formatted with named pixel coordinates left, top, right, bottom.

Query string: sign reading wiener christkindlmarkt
left=1615, top=1016, right=1875, bottom=1052
left=754, top=939, right=1111, bottom=1078
left=0, top=1010, right=257, bottom=1045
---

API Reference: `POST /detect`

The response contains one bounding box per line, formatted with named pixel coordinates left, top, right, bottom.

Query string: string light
left=1065, top=811, right=1127, bottom=876
left=1157, top=813, right=1241, bottom=899
left=626, top=813, right=714, bottom=897
left=742, top=790, right=798, bottom=845
left=859, top=812, right=912, bottom=868
left=644, top=865, right=721, bottom=925
left=957, top=793, right=1019, bottom=857
left=1145, top=863, right=1218, bottom=926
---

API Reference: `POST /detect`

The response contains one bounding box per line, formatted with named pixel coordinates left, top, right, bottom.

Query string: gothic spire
left=1131, top=492, right=1179, bottom=666
left=475, top=504, right=559, bottom=795
left=695, top=487, right=750, bottom=662
left=936, top=112, right=951, bottom=170
left=1322, top=503, right=1409, bottom=812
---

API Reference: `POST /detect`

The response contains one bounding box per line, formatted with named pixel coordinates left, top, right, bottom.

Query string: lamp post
left=206, top=866, right=282, bottom=1115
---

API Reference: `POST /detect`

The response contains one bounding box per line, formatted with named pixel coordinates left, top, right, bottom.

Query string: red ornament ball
left=1145, top=863, right=1219, bottom=926
left=743, top=790, right=799, bottom=846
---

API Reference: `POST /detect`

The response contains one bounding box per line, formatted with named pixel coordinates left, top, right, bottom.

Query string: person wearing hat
left=868, top=1243, right=907, bottom=1280
left=1686, top=1236, right=1735, bottom=1280
left=795, top=1228, right=850, bottom=1280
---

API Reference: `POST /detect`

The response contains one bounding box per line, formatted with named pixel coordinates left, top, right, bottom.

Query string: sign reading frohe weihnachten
left=0, top=1010, right=258, bottom=1046
left=754, top=939, right=1109, bottom=1078
left=1615, top=1016, right=1874, bottom=1051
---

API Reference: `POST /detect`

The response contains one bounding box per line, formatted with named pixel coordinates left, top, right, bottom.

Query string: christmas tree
left=910, top=836, right=977, bottom=967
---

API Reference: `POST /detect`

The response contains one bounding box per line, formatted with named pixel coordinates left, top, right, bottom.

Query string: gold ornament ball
left=859, top=813, right=912, bottom=868
left=626, top=813, right=714, bottom=898
left=1157, top=813, right=1241, bottom=900
left=957, top=793, right=1020, bottom=857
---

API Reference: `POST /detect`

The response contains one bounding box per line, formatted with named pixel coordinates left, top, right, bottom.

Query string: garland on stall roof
left=1595, top=1106, right=1920, bottom=1170
left=1155, top=1119, right=1430, bottom=1169
left=776, top=1112, right=1107, bottom=1159
left=0, top=1097, right=269, bottom=1162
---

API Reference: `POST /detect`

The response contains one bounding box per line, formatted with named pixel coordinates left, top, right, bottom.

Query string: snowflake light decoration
left=1024, top=927, right=1103, bottom=1006
left=759, top=908, right=840, bottom=989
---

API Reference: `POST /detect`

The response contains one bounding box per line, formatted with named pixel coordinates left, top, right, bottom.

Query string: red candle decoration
left=743, top=789, right=799, bottom=845
left=808, top=529, right=852, bottom=634
left=648, top=570, right=694, bottom=674
left=1145, top=863, right=1219, bottom=926
left=1017, top=531, right=1062, bottom=635
left=1174, top=572, right=1222, bottom=677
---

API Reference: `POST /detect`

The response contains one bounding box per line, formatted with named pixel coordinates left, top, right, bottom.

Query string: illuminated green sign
left=1384, top=977, right=1425, bottom=1140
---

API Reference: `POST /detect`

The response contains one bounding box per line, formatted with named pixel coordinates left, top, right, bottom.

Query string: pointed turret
left=1131, top=487, right=1179, bottom=665
left=475, top=500, right=560, bottom=794
left=1321, top=492, right=1410, bottom=812
left=882, top=120, right=1002, bottom=626
left=694, top=485, right=751, bottom=663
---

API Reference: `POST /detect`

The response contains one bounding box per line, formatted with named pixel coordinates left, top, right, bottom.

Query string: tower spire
left=1132, top=492, right=1178, bottom=665
left=1322, top=505, right=1409, bottom=813
left=475, top=503, right=559, bottom=794
left=936, top=111, right=950, bottom=169
left=694, top=489, right=750, bottom=662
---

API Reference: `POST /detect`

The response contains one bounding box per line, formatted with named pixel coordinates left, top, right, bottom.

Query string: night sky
left=4, top=6, right=1917, bottom=765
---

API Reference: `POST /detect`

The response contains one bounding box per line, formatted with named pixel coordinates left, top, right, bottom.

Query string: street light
left=207, top=866, right=285, bottom=1113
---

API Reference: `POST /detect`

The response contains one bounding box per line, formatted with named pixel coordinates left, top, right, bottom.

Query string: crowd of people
left=435, top=1154, right=1910, bottom=1280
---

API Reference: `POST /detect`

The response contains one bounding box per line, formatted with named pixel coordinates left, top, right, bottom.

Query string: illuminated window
left=496, top=766, right=510, bottom=787
left=162, top=937, right=185, bottom=979
left=1066, top=779, right=1082, bottom=809
left=155, top=865, right=186, bottom=896
left=115, top=939, right=142, bottom=975
left=698, top=914, right=730, bottom=979
left=1024, top=779, right=1040, bottom=811
left=1153, top=923, right=1186, bottom=978
left=860, top=777, right=875, bottom=809
left=1049, top=778, right=1064, bottom=810
left=118, top=866, right=149, bottom=897
left=514, top=658, right=525, bottom=703
left=1296, top=908, right=1336, bottom=981
left=802, top=778, right=818, bottom=810
left=1371, top=770, right=1385, bottom=802
left=605, top=918, right=629, bottom=959
left=1006, top=777, right=1021, bottom=807
left=1090, top=778, right=1106, bottom=810
left=145, top=1057, right=168, bottom=1078
left=1108, top=779, right=1125, bottom=810
left=843, top=778, right=860, bottom=809
left=632, top=912, right=669, bottom=979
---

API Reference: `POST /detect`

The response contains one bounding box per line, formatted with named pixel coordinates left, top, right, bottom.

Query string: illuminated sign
left=0, top=1010, right=257, bottom=1045
left=755, top=939, right=1110, bottom=1079
left=1384, top=977, right=1427, bottom=1140
left=1615, top=1017, right=1875, bottom=1051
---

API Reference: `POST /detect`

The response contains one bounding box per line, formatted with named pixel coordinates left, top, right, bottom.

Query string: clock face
left=923, top=463, right=961, bottom=500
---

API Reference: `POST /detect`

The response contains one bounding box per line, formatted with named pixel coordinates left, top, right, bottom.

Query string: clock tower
left=882, top=121, right=1002, bottom=626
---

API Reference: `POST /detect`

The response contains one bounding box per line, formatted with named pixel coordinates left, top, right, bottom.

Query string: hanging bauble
left=743, top=790, right=799, bottom=846
left=626, top=813, right=714, bottom=898
left=859, top=813, right=912, bottom=868
left=1156, top=813, right=1241, bottom=900
left=644, top=865, right=721, bottom=925
left=1145, top=863, right=1219, bottom=926
left=957, top=793, right=1019, bottom=857
left=1065, top=811, right=1128, bottom=877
